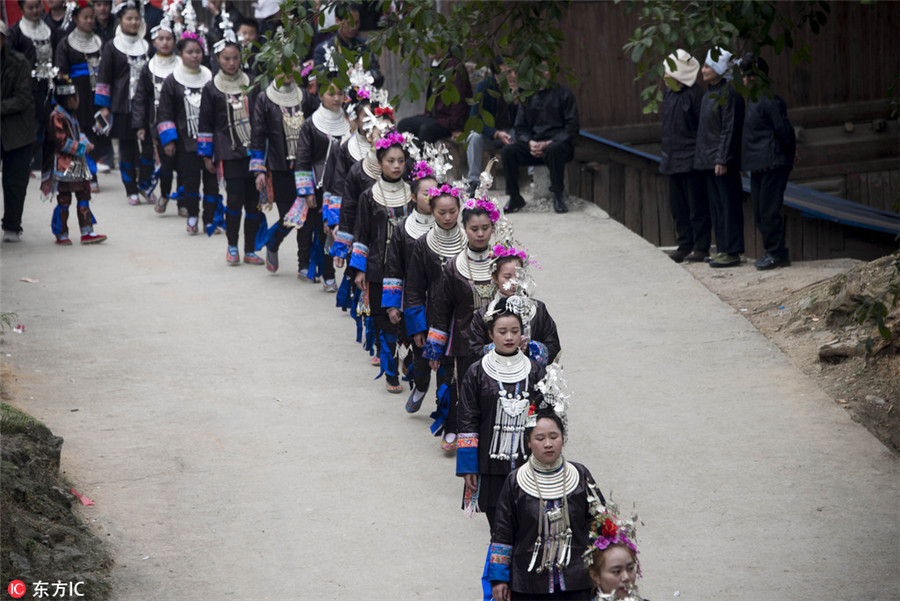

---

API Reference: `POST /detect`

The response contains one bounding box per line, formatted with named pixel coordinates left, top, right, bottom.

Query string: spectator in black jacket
left=694, top=47, right=744, bottom=268
left=502, top=81, right=579, bottom=214
left=1, top=20, right=37, bottom=242
left=659, top=49, right=709, bottom=263
left=465, top=63, right=519, bottom=195
left=92, top=0, right=116, bottom=43
left=313, top=3, right=383, bottom=87
left=740, top=54, right=796, bottom=271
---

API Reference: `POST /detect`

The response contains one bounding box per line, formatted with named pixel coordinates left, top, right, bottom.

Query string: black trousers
left=118, top=138, right=155, bottom=197
left=668, top=170, right=711, bottom=252
left=224, top=174, right=262, bottom=251
left=704, top=169, right=744, bottom=255
left=751, top=167, right=790, bottom=260
left=153, top=137, right=175, bottom=199
left=502, top=140, right=574, bottom=198
left=56, top=182, right=93, bottom=235
left=176, top=149, right=217, bottom=221
left=397, top=115, right=451, bottom=144
left=1, top=143, right=33, bottom=234
left=297, top=190, right=336, bottom=281
left=370, top=283, right=400, bottom=381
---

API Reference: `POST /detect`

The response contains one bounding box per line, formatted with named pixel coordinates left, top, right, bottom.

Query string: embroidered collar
left=517, top=455, right=580, bottom=500
left=18, top=18, right=51, bottom=41
left=173, top=63, right=212, bottom=90
left=456, top=245, right=493, bottom=281
left=348, top=132, right=371, bottom=161
left=425, top=223, right=464, bottom=259
left=67, top=29, right=101, bottom=54
left=362, top=150, right=381, bottom=180
left=404, top=209, right=434, bottom=239
left=312, top=105, right=351, bottom=138
left=214, top=69, right=249, bottom=95
left=113, top=31, right=148, bottom=57
left=482, top=349, right=531, bottom=384
left=148, top=53, right=179, bottom=79
left=265, top=81, right=301, bottom=108
left=373, top=177, right=410, bottom=209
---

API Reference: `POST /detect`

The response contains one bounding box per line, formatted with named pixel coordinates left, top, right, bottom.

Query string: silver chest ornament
left=184, top=87, right=203, bottom=139
left=128, top=55, right=148, bottom=104
left=87, top=54, right=101, bottom=88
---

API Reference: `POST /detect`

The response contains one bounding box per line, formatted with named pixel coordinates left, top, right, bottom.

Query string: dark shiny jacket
left=514, top=86, right=579, bottom=145
left=492, top=462, right=603, bottom=594
left=429, top=258, right=496, bottom=358
left=741, top=95, right=796, bottom=172
left=659, top=83, right=704, bottom=175
left=354, top=185, right=411, bottom=283
left=693, top=79, right=744, bottom=170
left=339, top=158, right=377, bottom=237
left=96, top=42, right=148, bottom=114
left=0, top=47, right=37, bottom=151
left=296, top=119, right=344, bottom=195
left=198, top=81, right=256, bottom=162
left=469, top=299, right=561, bottom=364
left=403, top=236, right=452, bottom=335
left=249, top=89, right=317, bottom=172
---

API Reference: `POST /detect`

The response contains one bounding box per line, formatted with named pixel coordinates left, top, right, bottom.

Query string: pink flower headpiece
left=585, top=502, right=642, bottom=577
left=491, top=243, right=527, bottom=262
left=464, top=196, right=501, bottom=223
left=181, top=31, right=200, bottom=41
left=411, top=161, right=435, bottom=181
left=375, top=130, right=406, bottom=150
left=301, top=61, right=314, bottom=78
left=356, top=87, right=371, bottom=99
left=426, top=184, right=462, bottom=199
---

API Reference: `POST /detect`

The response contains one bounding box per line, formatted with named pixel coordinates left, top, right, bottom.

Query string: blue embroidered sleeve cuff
left=404, top=305, right=427, bottom=336
left=349, top=242, right=368, bottom=272
left=527, top=340, right=549, bottom=367
left=197, top=133, right=214, bottom=157
left=422, top=328, right=448, bottom=361
left=249, top=150, right=266, bottom=172
left=295, top=170, right=315, bottom=196
left=157, top=121, right=177, bottom=146
left=456, top=433, right=479, bottom=474
left=323, top=192, right=341, bottom=227
left=330, top=230, right=353, bottom=259
left=382, top=278, right=403, bottom=309
left=94, top=83, right=111, bottom=108
left=487, top=543, right=512, bottom=583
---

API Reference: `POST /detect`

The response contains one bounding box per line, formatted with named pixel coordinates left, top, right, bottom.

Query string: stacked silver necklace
left=517, top=454, right=579, bottom=574
left=214, top=70, right=251, bottom=150
left=373, top=177, right=410, bottom=209
left=311, top=105, right=351, bottom=139
left=20, top=19, right=54, bottom=82
left=348, top=132, right=371, bottom=161
left=404, top=209, right=434, bottom=240
left=67, top=29, right=102, bottom=87
left=484, top=349, right=531, bottom=462
left=362, top=150, right=381, bottom=180
left=173, top=64, right=212, bottom=139
left=113, top=32, right=148, bottom=102
left=149, top=54, right=179, bottom=112
left=425, top=223, right=464, bottom=262
left=266, top=82, right=303, bottom=161
left=457, top=246, right=496, bottom=307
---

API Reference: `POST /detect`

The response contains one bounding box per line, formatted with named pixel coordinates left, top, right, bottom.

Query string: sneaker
left=96, top=161, right=111, bottom=174
left=684, top=250, right=709, bottom=263
left=177, top=206, right=189, bottom=217
left=709, top=253, right=741, bottom=268
left=2, top=231, right=20, bottom=243
left=128, top=194, right=140, bottom=206
left=667, top=248, right=692, bottom=263
left=55, top=237, right=73, bottom=246
left=266, top=248, right=278, bottom=273
left=90, top=181, right=100, bottom=194
left=243, top=252, right=265, bottom=265
left=323, top=279, right=338, bottom=293
left=755, top=253, right=791, bottom=271
left=80, top=233, right=107, bottom=244
left=155, top=195, right=169, bottom=214
left=226, top=246, right=240, bottom=265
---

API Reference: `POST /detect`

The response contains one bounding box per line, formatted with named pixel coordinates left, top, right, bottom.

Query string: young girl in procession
left=403, top=187, right=465, bottom=423
left=487, top=406, right=609, bottom=600
left=54, top=0, right=102, bottom=192
left=250, top=63, right=318, bottom=274
left=293, top=75, right=350, bottom=288
left=95, top=0, right=153, bottom=206
left=198, top=17, right=264, bottom=265
left=157, top=29, right=217, bottom=234
left=468, top=245, right=561, bottom=368
left=350, top=128, right=413, bottom=393
left=424, top=193, right=502, bottom=450
left=585, top=505, right=645, bottom=601
left=133, top=17, right=180, bottom=214
left=42, top=75, right=107, bottom=245
left=7, top=0, right=60, bottom=168
left=382, top=156, right=438, bottom=402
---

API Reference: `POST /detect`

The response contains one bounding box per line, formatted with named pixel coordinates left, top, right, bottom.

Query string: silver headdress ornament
left=180, top=0, right=197, bottom=37
left=212, top=10, right=238, bottom=54
left=528, top=361, right=571, bottom=431
left=114, top=0, right=145, bottom=17
left=151, top=0, right=175, bottom=39
left=61, top=1, right=76, bottom=33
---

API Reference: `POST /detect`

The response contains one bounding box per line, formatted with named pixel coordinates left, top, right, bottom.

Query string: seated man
left=465, top=62, right=519, bottom=195
left=397, top=49, right=472, bottom=144
left=313, top=2, right=383, bottom=87
left=502, top=81, right=579, bottom=214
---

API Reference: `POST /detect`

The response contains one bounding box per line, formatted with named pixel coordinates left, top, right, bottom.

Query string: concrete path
left=1, top=173, right=898, bottom=601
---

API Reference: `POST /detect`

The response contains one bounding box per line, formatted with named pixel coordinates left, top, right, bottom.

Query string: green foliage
left=621, top=0, right=831, bottom=113
left=854, top=252, right=900, bottom=355
left=1, top=403, right=46, bottom=434
left=253, top=1, right=575, bottom=137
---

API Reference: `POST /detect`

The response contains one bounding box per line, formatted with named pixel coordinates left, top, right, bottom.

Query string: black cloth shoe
left=552, top=192, right=568, bottom=214
left=668, top=248, right=692, bottom=263
left=684, top=250, right=709, bottom=263
left=755, top=253, right=791, bottom=271
left=505, top=195, right=526, bottom=213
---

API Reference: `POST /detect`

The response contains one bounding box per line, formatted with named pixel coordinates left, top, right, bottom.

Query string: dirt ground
left=683, top=254, right=900, bottom=454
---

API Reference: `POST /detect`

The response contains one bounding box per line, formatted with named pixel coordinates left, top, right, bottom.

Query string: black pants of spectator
left=502, top=140, right=574, bottom=199
left=752, top=167, right=791, bottom=260
left=297, top=191, right=335, bottom=280
left=176, top=149, right=217, bottom=222
left=669, top=170, right=711, bottom=253
left=1, top=143, right=33, bottom=235
left=704, top=169, right=744, bottom=256
left=397, top=115, right=451, bottom=144
left=224, top=174, right=263, bottom=252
